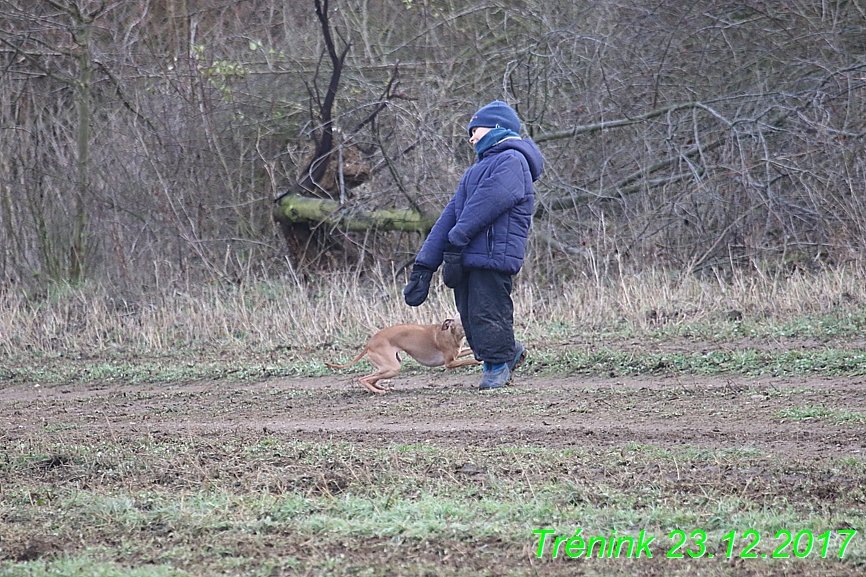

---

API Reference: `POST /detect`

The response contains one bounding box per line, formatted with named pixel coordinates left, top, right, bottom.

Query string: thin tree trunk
left=70, top=18, right=92, bottom=283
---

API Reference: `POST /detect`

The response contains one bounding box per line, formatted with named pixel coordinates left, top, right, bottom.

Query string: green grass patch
left=531, top=347, right=866, bottom=378
left=642, top=311, right=866, bottom=342
left=1, top=555, right=191, bottom=577
left=777, top=405, right=866, bottom=426
left=2, top=356, right=334, bottom=386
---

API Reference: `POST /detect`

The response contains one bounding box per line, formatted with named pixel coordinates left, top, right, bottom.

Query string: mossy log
left=273, top=194, right=437, bottom=234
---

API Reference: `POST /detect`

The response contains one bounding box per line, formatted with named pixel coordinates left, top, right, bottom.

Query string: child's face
left=469, top=126, right=491, bottom=147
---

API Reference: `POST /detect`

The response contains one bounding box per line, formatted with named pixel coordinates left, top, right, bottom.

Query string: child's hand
left=403, top=265, right=433, bottom=306
left=442, top=244, right=465, bottom=288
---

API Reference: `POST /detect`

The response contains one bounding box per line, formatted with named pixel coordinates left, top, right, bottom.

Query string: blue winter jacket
left=416, top=138, right=544, bottom=275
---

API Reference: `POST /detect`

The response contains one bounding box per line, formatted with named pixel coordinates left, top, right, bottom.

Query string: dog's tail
left=324, top=349, right=368, bottom=369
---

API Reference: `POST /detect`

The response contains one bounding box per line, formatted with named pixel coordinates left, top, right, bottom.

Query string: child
left=404, top=100, right=544, bottom=389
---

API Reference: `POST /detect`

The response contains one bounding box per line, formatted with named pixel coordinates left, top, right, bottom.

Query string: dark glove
left=403, top=264, right=434, bottom=306
left=441, top=243, right=465, bottom=288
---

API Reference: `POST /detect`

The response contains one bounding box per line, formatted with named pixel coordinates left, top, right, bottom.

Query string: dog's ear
left=441, top=319, right=454, bottom=331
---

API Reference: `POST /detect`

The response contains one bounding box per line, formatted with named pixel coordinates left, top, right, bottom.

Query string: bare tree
left=1, top=0, right=865, bottom=292
left=0, top=0, right=126, bottom=283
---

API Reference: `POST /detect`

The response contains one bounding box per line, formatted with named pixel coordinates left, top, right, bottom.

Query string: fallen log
left=273, top=194, right=437, bottom=234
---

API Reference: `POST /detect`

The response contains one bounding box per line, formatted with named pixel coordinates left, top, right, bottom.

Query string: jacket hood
left=480, top=138, right=544, bottom=182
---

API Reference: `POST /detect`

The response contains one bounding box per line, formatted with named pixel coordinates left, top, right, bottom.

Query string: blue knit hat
left=467, top=100, right=521, bottom=136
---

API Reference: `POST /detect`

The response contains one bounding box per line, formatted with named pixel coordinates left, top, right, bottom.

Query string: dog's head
left=440, top=315, right=466, bottom=340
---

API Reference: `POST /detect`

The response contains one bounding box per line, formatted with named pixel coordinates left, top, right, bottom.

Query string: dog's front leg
left=444, top=358, right=483, bottom=369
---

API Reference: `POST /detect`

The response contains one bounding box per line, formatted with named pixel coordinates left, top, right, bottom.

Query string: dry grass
left=1, top=266, right=864, bottom=359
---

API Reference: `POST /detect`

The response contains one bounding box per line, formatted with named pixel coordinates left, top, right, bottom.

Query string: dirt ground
left=5, top=369, right=865, bottom=456
left=2, top=367, right=865, bottom=575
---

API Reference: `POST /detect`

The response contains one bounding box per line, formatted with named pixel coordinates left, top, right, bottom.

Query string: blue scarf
left=475, top=127, right=520, bottom=155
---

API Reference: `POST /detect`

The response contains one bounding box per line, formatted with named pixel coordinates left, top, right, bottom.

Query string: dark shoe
left=479, top=363, right=511, bottom=390
left=508, top=341, right=527, bottom=373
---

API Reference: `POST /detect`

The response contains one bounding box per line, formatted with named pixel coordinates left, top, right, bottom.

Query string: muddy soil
left=4, top=370, right=865, bottom=456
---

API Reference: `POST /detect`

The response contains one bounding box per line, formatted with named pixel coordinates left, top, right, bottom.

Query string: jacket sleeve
left=414, top=194, right=459, bottom=270
left=447, top=152, right=526, bottom=248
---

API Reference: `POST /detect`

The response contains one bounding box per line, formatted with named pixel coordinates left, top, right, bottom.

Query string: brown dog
left=325, top=317, right=481, bottom=394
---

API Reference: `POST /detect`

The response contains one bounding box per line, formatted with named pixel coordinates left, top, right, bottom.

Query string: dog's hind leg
left=359, top=368, right=399, bottom=393
left=358, top=374, right=393, bottom=394
left=358, top=350, right=402, bottom=394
